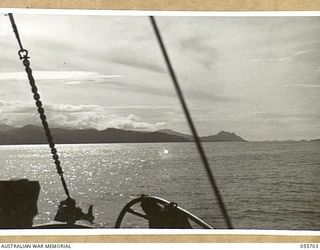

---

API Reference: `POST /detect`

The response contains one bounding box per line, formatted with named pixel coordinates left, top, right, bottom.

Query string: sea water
left=0, top=141, right=319, bottom=230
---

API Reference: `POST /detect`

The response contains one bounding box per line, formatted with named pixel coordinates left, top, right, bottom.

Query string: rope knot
left=18, top=49, right=29, bottom=60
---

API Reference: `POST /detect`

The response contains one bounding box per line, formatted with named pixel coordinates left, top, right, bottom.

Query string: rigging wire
left=150, top=16, right=233, bottom=229
left=8, top=13, right=71, bottom=199
left=7, top=12, right=233, bottom=228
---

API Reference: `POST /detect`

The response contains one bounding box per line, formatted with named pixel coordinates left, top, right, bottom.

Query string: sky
left=0, top=12, right=319, bottom=141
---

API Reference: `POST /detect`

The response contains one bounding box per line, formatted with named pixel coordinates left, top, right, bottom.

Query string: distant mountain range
left=157, top=129, right=246, bottom=142
left=0, top=124, right=15, bottom=132
left=0, top=125, right=247, bottom=145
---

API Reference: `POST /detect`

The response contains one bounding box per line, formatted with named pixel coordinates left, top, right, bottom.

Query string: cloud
left=249, top=110, right=320, bottom=125
left=250, top=48, right=320, bottom=64
left=283, top=84, right=320, bottom=88
left=0, top=71, right=122, bottom=84
left=186, top=89, right=241, bottom=103
left=0, top=101, right=166, bottom=131
left=180, top=36, right=219, bottom=69
left=106, top=114, right=166, bottom=131
left=181, top=36, right=215, bottom=54
left=109, top=56, right=166, bottom=74
left=1, top=15, right=320, bottom=141
left=65, top=81, right=81, bottom=85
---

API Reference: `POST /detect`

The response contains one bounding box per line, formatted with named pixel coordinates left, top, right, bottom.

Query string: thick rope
left=8, top=13, right=71, bottom=199
left=150, top=16, right=233, bottom=229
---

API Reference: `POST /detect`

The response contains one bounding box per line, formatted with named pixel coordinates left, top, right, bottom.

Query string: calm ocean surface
left=0, top=141, right=319, bottom=230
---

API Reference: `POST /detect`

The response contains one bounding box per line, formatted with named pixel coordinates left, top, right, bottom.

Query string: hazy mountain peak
left=202, top=130, right=246, bottom=142
left=0, top=124, right=16, bottom=132
left=21, top=125, right=41, bottom=129
left=159, top=129, right=247, bottom=142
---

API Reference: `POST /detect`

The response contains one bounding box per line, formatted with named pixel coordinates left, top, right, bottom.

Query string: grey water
left=0, top=141, right=319, bottom=230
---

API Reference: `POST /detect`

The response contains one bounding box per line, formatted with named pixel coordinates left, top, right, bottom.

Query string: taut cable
left=150, top=16, right=233, bottom=229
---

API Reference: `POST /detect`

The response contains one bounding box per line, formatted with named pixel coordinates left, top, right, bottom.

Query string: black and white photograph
left=0, top=10, right=319, bottom=230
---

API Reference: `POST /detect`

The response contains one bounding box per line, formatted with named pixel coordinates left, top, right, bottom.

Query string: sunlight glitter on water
left=0, top=142, right=319, bottom=230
